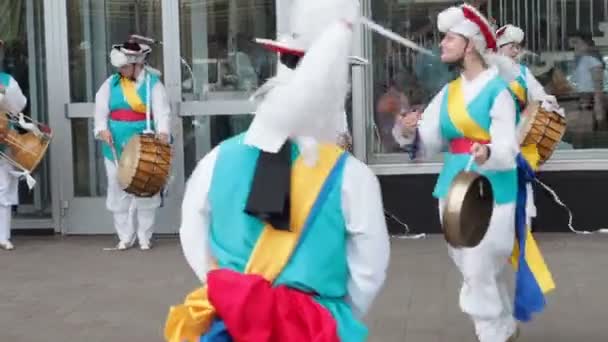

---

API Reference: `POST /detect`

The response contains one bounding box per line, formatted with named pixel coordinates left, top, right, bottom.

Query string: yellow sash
left=520, top=144, right=540, bottom=171
left=119, top=77, right=147, bottom=113
left=510, top=80, right=527, bottom=106
left=510, top=228, right=556, bottom=294
left=447, top=78, right=491, bottom=141
left=164, top=144, right=345, bottom=342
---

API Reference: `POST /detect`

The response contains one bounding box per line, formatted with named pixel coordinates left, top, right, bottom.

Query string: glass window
left=183, top=114, right=252, bottom=178
left=1, top=0, right=50, bottom=216
left=179, top=0, right=277, bottom=101
left=369, top=0, right=608, bottom=163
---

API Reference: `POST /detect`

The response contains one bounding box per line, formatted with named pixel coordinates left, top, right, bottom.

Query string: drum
left=518, top=102, right=567, bottom=166
left=0, top=113, right=52, bottom=173
left=442, top=171, right=494, bottom=248
left=117, top=134, right=172, bottom=197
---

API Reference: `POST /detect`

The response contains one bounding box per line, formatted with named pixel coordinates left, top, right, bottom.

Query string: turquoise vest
left=208, top=134, right=367, bottom=341
left=511, top=64, right=528, bottom=115
left=102, top=73, right=160, bottom=161
left=433, top=77, right=518, bottom=204
left=0, top=73, right=12, bottom=152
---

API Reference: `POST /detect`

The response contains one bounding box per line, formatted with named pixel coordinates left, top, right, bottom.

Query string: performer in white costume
left=94, top=42, right=171, bottom=251
left=166, top=1, right=390, bottom=341
left=0, top=40, right=27, bottom=250
left=396, top=4, right=521, bottom=342
left=496, top=23, right=564, bottom=227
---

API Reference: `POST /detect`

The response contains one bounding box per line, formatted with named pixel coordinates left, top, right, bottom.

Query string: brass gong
left=442, top=171, right=494, bottom=248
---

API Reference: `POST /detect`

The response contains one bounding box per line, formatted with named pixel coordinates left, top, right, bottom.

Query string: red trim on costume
left=450, top=137, right=490, bottom=154
left=110, top=109, right=151, bottom=122
left=207, top=269, right=340, bottom=342
left=259, top=43, right=305, bottom=57
left=462, top=5, right=497, bottom=51
left=496, top=26, right=507, bottom=38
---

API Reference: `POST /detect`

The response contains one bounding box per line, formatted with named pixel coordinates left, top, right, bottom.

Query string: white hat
left=254, top=0, right=365, bottom=65
left=437, top=4, right=519, bottom=81
left=437, top=4, right=497, bottom=53
left=496, top=24, right=525, bottom=47
left=244, top=0, right=357, bottom=156
left=110, top=42, right=152, bottom=68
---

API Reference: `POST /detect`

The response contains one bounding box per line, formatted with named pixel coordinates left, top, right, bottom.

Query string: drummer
left=395, top=4, right=521, bottom=341
left=0, top=39, right=27, bottom=250
left=94, top=41, right=171, bottom=251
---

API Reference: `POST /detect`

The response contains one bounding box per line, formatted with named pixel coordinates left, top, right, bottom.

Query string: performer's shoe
left=0, top=240, right=14, bottom=250
left=139, top=240, right=152, bottom=251
left=117, top=239, right=135, bottom=251
left=507, top=327, right=520, bottom=342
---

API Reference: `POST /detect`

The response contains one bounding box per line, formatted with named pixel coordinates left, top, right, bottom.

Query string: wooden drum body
left=0, top=113, right=52, bottom=173
left=117, top=134, right=172, bottom=197
left=519, top=102, right=567, bottom=166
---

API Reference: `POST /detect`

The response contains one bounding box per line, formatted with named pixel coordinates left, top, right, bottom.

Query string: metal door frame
left=44, top=0, right=185, bottom=234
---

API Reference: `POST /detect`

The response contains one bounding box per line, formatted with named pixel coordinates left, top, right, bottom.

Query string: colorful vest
left=510, top=64, right=528, bottom=111
left=101, top=73, right=160, bottom=161
left=207, top=134, right=367, bottom=341
left=0, top=73, right=13, bottom=152
left=434, top=76, right=518, bottom=204
left=509, top=64, right=541, bottom=170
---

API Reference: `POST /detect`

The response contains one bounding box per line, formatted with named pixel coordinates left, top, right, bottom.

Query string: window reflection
left=371, top=0, right=608, bottom=156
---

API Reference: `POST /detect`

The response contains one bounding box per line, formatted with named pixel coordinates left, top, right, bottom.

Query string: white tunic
left=395, top=66, right=519, bottom=171
left=93, top=70, right=172, bottom=212
left=179, top=145, right=390, bottom=318
left=0, top=75, right=27, bottom=206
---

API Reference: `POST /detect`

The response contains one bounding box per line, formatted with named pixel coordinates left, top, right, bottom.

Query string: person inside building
left=394, top=4, right=551, bottom=341
left=0, top=39, right=27, bottom=251
left=164, top=0, right=390, bottom=341
left=569, top=30, right=607, bottom=131
left=94, top=41, right=171, bottom=251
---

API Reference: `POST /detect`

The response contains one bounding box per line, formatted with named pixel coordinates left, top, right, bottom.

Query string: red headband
left=462, top=5, right=497, bottom=51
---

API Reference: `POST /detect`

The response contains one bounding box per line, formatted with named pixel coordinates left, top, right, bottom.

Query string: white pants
left=440, top=200, right=517, bottom=342
left=0, top=160, right=18, bottom=243
left=104, top=159, right=160, bottom=243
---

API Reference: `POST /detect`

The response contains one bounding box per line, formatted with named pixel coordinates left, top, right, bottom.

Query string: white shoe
left=139, top=240, right=152, bottom=250
left=0, top=240, right=14, bottom=250
left=116, top=239, right=135, bottom=251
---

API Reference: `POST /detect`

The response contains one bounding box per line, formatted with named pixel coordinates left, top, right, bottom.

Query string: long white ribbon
left=535, top=179, right=608, bottom=235
left=359, top=17, right=434, bottom=56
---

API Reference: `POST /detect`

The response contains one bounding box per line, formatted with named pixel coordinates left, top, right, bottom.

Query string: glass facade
left=367, top=0, right=608, bottom=163
left=5, top=0, right=608, bottom=231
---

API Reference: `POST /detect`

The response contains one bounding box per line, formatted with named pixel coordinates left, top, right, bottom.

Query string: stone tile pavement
left=0, top=233, right=606, bottom=341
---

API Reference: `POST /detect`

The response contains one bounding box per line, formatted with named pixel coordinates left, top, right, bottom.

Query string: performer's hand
left=157, top=133, right=170, bottom=144
left=98, top=130, right=113, bottom=145
left=471, top=143, right=490, bottom=165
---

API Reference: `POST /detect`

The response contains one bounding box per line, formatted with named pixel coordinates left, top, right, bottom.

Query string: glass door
left=51, top=0, right=184, bottom=234
left=177, top=0, right=278, bottom=177
left=2, top=0, right=52, bottom=229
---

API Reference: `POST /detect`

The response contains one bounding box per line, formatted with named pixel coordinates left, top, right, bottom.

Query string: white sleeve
left=415, top=87, right=446, bottom=158
left=0, top=76, right=27, bottom=114
left=93, top=78, right=111, bottom=136
left=479, top=89, right=518, bottom=171
left=179, top=146, right=219, bottom=284
left=152, top=81, right=171, bottom=135
left=342, top=156, right=390, bottom=317
left=525, top=67, right=549, bottom=102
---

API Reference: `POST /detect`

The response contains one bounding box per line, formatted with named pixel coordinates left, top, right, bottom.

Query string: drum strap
left=164, top=145, right=347, bottom=342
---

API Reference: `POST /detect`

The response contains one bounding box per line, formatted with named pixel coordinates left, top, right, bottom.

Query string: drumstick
left=465, top=155, right=475, bottom=172
left=111, top=145, right=119, bottom=167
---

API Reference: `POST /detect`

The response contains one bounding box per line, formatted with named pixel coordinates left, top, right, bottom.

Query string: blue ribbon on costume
left=513, top=154, right=554, bottom=322
left=200, top=319, right=232, bottom=342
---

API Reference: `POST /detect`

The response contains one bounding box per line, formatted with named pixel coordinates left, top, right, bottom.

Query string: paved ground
left=0, top=233, right=607, bottom=341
